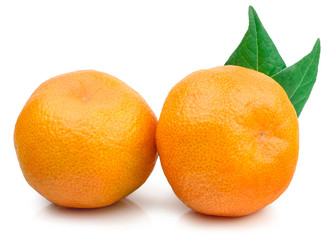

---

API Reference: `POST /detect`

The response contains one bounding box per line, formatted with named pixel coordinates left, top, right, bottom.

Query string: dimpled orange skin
left=156, top=65, right=299, bottom=217
left=14, top=70, right=157, bottom=208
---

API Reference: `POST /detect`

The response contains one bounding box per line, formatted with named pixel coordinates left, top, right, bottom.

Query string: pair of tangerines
left=14, top=65, right=298, bottom=217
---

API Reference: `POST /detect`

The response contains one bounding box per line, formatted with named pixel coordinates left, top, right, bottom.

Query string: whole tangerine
left=156, top=65, right=299, bottom=217
left=14, top=70, right=157, bottom=208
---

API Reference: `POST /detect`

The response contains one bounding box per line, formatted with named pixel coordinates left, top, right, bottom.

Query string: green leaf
left=225, top=6, right=286, bottom=76
left=272, top=39, right=321, bottom=117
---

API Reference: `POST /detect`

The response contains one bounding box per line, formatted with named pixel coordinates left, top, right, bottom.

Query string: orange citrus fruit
left=14, top=70, right=157, bottom=208
left=156, top=65, right=299, bottom=217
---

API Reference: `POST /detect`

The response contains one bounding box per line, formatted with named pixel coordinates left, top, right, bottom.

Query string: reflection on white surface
left=178, top=206, right=275, bottom=228
left=128, top=188, right=189, bottom=215
left=35, top=198, right=150, bottom=225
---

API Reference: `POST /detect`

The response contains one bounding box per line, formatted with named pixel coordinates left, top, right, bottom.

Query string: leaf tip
left=314, top=38, right=321, bottom=51
left=248, top=6, right=262, bottom=28
left=248, top=6, right=256, bottom=18
left=309, top=38, right=321, bottom=60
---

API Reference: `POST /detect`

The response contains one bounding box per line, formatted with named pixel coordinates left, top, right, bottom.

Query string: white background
left=1, top=0, right=333, bottom=239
